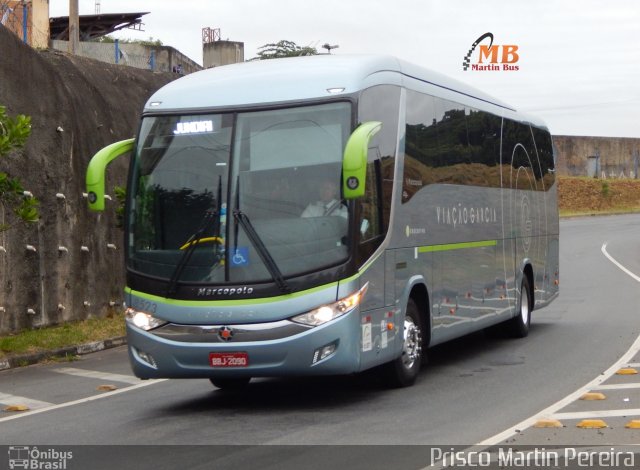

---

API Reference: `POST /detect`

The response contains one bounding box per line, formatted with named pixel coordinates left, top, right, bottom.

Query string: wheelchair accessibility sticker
left=231, top=247, right=249, bottom=267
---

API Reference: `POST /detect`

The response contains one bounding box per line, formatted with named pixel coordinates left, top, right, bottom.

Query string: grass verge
left=0, top=316, right=125, bottom=359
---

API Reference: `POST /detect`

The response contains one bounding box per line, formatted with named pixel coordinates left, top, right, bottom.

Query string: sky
left=49, top=0, right=640, bottom=138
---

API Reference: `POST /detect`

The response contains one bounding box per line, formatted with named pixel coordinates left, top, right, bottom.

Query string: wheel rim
left=520, top=284, right=530, bottom=324
left=402, top=316, right=422, bottom=370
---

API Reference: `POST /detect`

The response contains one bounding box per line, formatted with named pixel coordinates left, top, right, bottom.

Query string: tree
left=253, top=40, right=318, bottom=60
left=0, top=106, right=39, bottom=232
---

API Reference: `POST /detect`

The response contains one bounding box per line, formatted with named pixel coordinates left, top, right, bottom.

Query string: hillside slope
left=0, top=26, right=174, bottom=333
left=559, top=177, right=640, bottom=215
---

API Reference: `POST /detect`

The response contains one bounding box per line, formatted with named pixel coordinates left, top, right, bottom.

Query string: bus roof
left=144, top=54, right=543, bottom=127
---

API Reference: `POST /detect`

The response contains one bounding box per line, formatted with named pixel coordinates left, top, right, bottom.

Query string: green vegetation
left=92, top=35, right=164, bottom=47
left=0, top=316, right=125, bottom=359
left=0, top=106, right=39, bottom=231
left=253, top=40, right=318, bottom=60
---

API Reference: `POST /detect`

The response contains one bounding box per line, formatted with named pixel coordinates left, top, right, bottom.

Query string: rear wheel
left=505, top=276, right=531, bottom=338
left=209, top=377, right=251, bottom=390
left=383, top=299, right=424, bottom=388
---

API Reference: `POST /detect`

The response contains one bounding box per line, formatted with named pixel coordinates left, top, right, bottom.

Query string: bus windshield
left=128, top=101, right=352, bottom=287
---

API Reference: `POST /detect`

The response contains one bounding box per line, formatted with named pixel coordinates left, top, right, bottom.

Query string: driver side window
left=356, top=85, right=400, bottom=263
left=360, top=159, right=381, bottom=242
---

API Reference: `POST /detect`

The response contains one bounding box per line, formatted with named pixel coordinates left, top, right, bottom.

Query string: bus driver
left=301, top=178, right=348, bottom=218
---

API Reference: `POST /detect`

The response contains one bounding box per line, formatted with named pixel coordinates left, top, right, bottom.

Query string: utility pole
left=68, top=0, right=79, bottom=55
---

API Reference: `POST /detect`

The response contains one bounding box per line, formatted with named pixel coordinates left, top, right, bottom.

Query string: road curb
left=0, top=336, right=127, bottom=371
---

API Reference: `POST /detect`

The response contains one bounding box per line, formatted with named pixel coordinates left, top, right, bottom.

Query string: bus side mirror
left=85, top=138, right=135, bottom=211
left=342, top=121, right=382, bottom=200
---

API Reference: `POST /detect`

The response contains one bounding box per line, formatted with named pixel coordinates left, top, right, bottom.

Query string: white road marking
left=0, top=379, right=167, bottom=423
left=601, top=243, right=640, bottom=283
left=476, top=243, right=640, bottom=446
left=52, top=367, right=142, bottom=385
left=0, top=392, right=53, bottom=410
left=593, top=383, right=640, bottom=390
left=552, top=409, right=640, bottom=420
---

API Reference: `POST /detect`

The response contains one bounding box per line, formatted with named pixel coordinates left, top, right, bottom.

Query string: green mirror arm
left=86, top=138, right=134, bottom=211
left=342, top=121, right=382, bottom=199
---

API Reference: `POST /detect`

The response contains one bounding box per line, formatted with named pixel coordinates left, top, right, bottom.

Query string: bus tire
left=383, top=298, right=423, bottom=388
left=506, top=276, right=531, bottom=338
left=209, top=377, right=251, bottom=390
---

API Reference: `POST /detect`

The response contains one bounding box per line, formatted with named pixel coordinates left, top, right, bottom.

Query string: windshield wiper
left=165, top=209, right=217, bottom=297
left=233, top=176, right=290, bottom=294
left=165, top=176, right=223, bottom=297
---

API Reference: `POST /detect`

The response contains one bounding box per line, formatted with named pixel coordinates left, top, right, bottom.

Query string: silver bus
left=86, top=54, right=559, bottom=389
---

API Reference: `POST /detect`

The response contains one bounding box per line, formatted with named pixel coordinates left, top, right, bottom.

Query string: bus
left=86, top=54, right=559, bottom=389
left=8, top=446, right=30, bottom=469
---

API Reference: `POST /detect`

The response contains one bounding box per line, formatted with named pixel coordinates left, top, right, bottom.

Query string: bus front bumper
left=126, top=312, right=362, bottom=379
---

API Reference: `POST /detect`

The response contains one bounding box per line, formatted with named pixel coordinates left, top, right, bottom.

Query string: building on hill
left=1, top=0, right=49, bottom=48
left=51, top=38, right=202, bottom=74
left=1, top=1, right=202, bottom=74
left=201, top=27, right=244, bottom=68
left=49, top=10, right=202, bottom=74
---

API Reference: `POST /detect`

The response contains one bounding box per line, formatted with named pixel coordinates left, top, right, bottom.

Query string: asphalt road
left=1, top=214, right=639, bottom=469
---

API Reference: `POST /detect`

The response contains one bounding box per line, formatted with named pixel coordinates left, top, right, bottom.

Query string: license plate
left=209, top=352, right=249, bottom=367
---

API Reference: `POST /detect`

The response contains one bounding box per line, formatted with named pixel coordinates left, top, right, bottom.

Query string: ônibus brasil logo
left=8, top=446, right=73, bottom=469
left=463, top=32, right=520, bottom=71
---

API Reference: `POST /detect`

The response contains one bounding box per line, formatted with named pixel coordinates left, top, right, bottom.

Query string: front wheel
left=382, top=299, right=424, bottom=388
left=209, top=377, right=251, bottom=390
left=505, top=276, right=532, bottom=338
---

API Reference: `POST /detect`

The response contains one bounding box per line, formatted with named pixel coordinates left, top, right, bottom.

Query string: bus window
left=358, top=85, right=400, bottom=232
left=503, top=119, right=542, bottom=191
left=532, top=127, right=556, bottom=190
left=432, top=99, right=470, bottom=175
left=360, top=160, right=381, bottom=242
left=404, top=93, right=502, bottom=199
left=403, top=90, right=437, bottom=203
left=466, top=108, right=502, bottom=187
left=229, top=102, right=352, bottom=282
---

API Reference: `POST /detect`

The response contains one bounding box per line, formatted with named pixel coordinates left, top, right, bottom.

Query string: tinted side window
left=357, top=85, right=400, bottom=262
left=403, top=90, right=436, bottom=203
left=531, top=127, right=556, bottom=190
left=466, top=108, right=502, bottom=187
left=503, top=119, right=545, bottom=191
left=360, top=161, right=382, bottom=243
left=404, top=91, right=502, bottom=204
left=432, top=99, right=470, bottom=171
left=358, top=85, right=400, bottom=233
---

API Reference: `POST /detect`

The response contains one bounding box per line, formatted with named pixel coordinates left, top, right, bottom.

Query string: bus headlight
left=125, top=307, right=167, bottom=331
left=291, top=283, right=368, bottom=327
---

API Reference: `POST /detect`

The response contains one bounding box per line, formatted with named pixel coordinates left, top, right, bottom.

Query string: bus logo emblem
left=218, top=326, right=234, bottom=341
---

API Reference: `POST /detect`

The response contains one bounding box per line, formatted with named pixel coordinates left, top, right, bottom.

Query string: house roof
left=49, top=12, right=149, bottom=41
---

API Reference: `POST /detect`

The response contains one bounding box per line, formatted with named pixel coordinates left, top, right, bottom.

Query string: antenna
left=322, top=43, right=339, bottom=54
left=95, top=1, right=101, bottom=14
left=202, top=27, right=221, bottom=44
